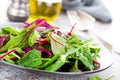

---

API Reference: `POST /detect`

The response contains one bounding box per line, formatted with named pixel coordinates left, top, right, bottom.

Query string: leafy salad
left=0, top=19, right=101, bottom=72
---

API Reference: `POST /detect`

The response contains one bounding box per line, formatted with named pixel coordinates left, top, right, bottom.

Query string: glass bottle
left=27, top=0, right=62, bottom=22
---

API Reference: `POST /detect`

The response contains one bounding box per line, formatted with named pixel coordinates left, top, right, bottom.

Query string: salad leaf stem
left=36, top=39, right=49, bottom=45
left=0, top=50, right=16, bottom=59
left=68, top=23, right=77, bottom=36
left=0, top=34, right=9, bottom=47
left=49, top=33, right=66, bottom=46
left=92, top=60, right=100, bottom=69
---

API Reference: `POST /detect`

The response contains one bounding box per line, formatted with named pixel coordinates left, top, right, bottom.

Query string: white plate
left=0, top=23, right=113, bottom=77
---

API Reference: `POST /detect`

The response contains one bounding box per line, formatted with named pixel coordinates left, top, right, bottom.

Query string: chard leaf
left=28, top=30, right=39, bottom=46
left=0, top=34, right=9, bottom=47
left=18, top=24, right=37, bottom=48
left=0, top=36, right=23, bottom=52
left=19, top=24, right=36, bottom=35
left=8, top=47, right=23, bottom=59
left=2, top=55, right=15, bottom=64
left=49, top=33, right=66, bottom=55
left=9, top=47, right=23, bottom=53
left=2, top=26, right=19, bottom=35
left=10, top=52, right=21, bottom=59
left=17, top=49, right=42, bottom=68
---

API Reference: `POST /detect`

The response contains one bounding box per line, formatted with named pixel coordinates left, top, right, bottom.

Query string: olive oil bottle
left=28, top=0, right=62, bottom=22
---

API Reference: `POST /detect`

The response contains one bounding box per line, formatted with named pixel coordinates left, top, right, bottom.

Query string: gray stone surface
left=0, top=63, right=89, bottom=80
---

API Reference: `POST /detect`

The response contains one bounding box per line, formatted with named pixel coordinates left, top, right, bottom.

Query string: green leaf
left=0, top=36, right=23, bottom=52
left=81, top=46, right=94, bottom=69
left=50, top=33, right=66, bottom=55
left=69, top=59, right=81, bottom=72
left=8, top=47, right=23, bottom=59
left=79, top=53, right=92, bottom=70
left=89, top=76, right=101, bottom=80
left=2, top=55, right=15, bottom=64
left=84, top=39, right=100, bottom=59
left=9, top=47, right=23, bottom=53
left=17, top=49, right=42, bottom=69
left=19, top=24, right=36, bottom=35
left=28, top=30, right=39, bottom=46
left=1, top=26, right=19, bottom=35
left=45, top=59, right=65, bottom=72
left=89, top=74, right=114, bottom=80
left=44, top=54, right=67, bottom=72
left=66, top=35, right=83, bottom=53
left=39, top=54, right=60, bottom=69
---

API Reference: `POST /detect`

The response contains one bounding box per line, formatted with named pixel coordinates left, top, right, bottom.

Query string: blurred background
left=0, top=0, right=116, bottom=46
left=0, top=0, right=117, bottom=23
left=0, top=0, right=119, bottom=51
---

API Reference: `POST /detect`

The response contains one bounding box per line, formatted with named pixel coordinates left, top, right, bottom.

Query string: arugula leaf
left=84, top=39, right=101, bottom=59
left=66, top=35, right=83, bottom=51
left=69, top=59, right=81, bottom=72
left=79, top=53, right=92, bottom=70
left=65, top=35, right=100, bottom=70
left=17, top=49, right=42, bottom=69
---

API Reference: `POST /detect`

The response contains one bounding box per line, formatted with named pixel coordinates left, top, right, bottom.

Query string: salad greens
left=0, top=18, right=101, bottom=72
left=89, top=74, right=114, bottom=80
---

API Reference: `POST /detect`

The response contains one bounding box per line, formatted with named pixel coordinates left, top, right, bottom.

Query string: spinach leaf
left=17, top=49, right=42, bottom=69
left=45, top=59, right=65, bottom=72
left=39, top=54, right=60, bottom=69
left=44, top=54, right=67, bottom=72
